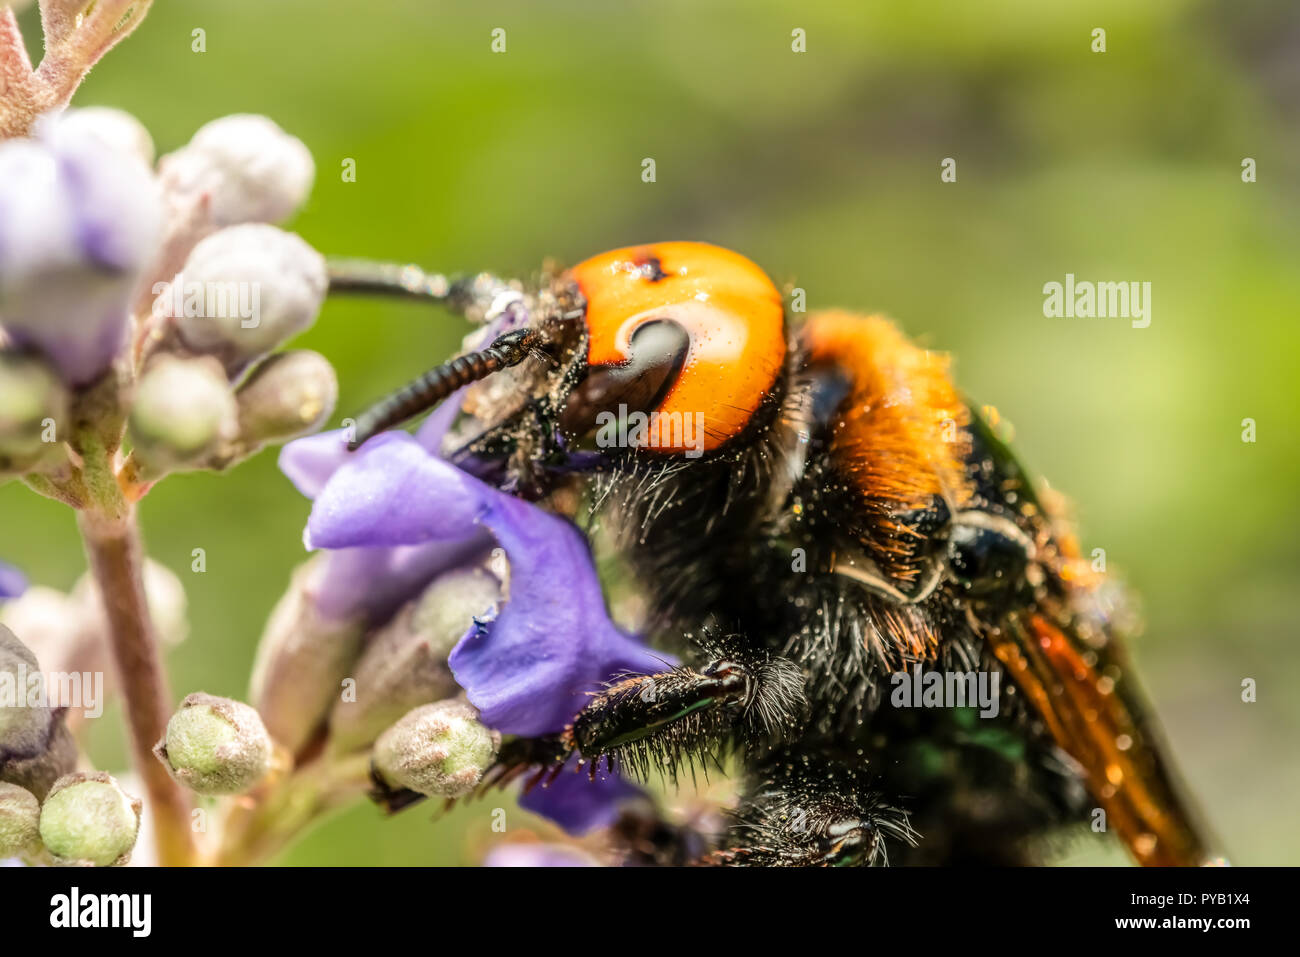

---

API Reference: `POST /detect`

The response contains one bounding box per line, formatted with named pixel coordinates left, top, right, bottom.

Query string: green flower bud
left=0, top=781, right=41, bottom=858
left=39, top=772, right=141, bottom=867
left=171, top=224, right=326, bottom=372
left=224, top=350, right=337, bottom=461
left=373, top=700, right=500, bottom=799
left=154, top=693, right=272, bottom=795
left=329, top=567, right=498, bottom=753
left=408, top=566, right=501, bottom=656
left=0, top=624, right=77, bottom=800
left=0, top=352, right=66, bottom=473
left=128, top=355, right=237, bottom=474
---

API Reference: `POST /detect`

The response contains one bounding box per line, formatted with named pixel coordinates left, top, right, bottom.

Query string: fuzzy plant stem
left=78, top=505, right=195, bottom=867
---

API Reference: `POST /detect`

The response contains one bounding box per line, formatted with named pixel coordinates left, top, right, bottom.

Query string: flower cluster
left=1, top=2, right=668, bottom=867
left=0, top=97, right=336, bottom=865
left=258, top=391, right=666, bottom=839
left=0, top=107, right=332, bottom=491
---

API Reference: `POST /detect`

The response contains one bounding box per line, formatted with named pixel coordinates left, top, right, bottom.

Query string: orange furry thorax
left=799, top=310, right=974, bottom=579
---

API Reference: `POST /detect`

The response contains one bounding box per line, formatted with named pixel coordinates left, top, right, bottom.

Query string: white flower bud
left=154, top=693, right=272, bottom=795
left=58, top=107, right=155, bottom=168
left=0, top=124, right=161, bottom=386
left=38, top=772, right=141, bottom=867
left=128, top=355, right=238, bottom=472
left=0, top=782, right=41, bottom=858
left=159, top=114, right=314, bottom=226
left=373, top=700, right=500, bottom=799
left=170, top=224, right=326, bottom=371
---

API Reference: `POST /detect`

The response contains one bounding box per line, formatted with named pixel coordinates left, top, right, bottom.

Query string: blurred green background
left=3, top=0, right=1297, bottom=864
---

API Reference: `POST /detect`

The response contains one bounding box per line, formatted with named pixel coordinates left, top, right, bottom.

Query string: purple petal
left=306, top=432, right=485, bottom=549
left=278, top=428, right=352, bottom=499
left=280, top=383, right=465, bottom=502
left=0, top=561, right=26, bottom=600
left=482, top=843, right=598, bottom=867
left=518, top=757, right=644, bottom=836
left=449, top=493, right=669, bottom=736
left=313, top=536, right=493, bottom=623
left=302, top=423, right=672, bottom=737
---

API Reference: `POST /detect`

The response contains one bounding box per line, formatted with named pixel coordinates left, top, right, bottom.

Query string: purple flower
left=302, top=431, right=665, bottom=736
left=0, top=560, right=25, bottom=599
left=279, top=395, right=673, bottom=834
left=518, top=756, right=644, bottom=835
left=0, top=116, right=161, bottom=386
left=278, top=395, right=489, bottom=624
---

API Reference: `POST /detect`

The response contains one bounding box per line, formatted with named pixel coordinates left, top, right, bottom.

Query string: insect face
left=349, top=242, right=791, bottom=485
left=559, top=242, right=787, bottom=456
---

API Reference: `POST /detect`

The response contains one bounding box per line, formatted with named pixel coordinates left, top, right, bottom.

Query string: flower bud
left=250, top=556, right=366, bottom=753
left=59, top=107, right=155, bottom=168
left=38, top=772, right=141, bottom=867
left=0, top=120, right=161, bottom=386
left=154, top=693, right=272, bottom=795
left=128, top=355, right=238, bottom=473
left=373, top=700, right=500, bottom=798
left=159, top=115, right=314, bottom=226
left=0, top=624, right=77, bottom=800
left=0, top=352, right=65, bottom=472
left=328, top=567, right=498, bottom=753
left=232, top=350, right=337, bottom=449
left=0, top=782, right=41, bottom=858
left=170, top=224, right=326, bottom=371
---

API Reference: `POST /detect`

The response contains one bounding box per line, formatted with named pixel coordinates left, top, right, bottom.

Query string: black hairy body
left=574, top=339, right=1087, bottom=865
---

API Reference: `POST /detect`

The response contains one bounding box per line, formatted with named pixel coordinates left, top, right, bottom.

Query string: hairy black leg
left=566, top=649, right=806, bottom=782
left=703, top=754, right=918, bottom=867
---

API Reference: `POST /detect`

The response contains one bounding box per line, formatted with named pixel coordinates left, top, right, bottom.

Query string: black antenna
left=348, top=328, right=542, bottom=450
left=326, top=258, right=525, bottom=324
left=327, top=259, right=455, bottom=303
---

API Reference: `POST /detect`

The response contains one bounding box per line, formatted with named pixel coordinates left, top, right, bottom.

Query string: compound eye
left=947, top=514, right=1032, bottom=594
left=559, top=319, right=691, bottom=441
